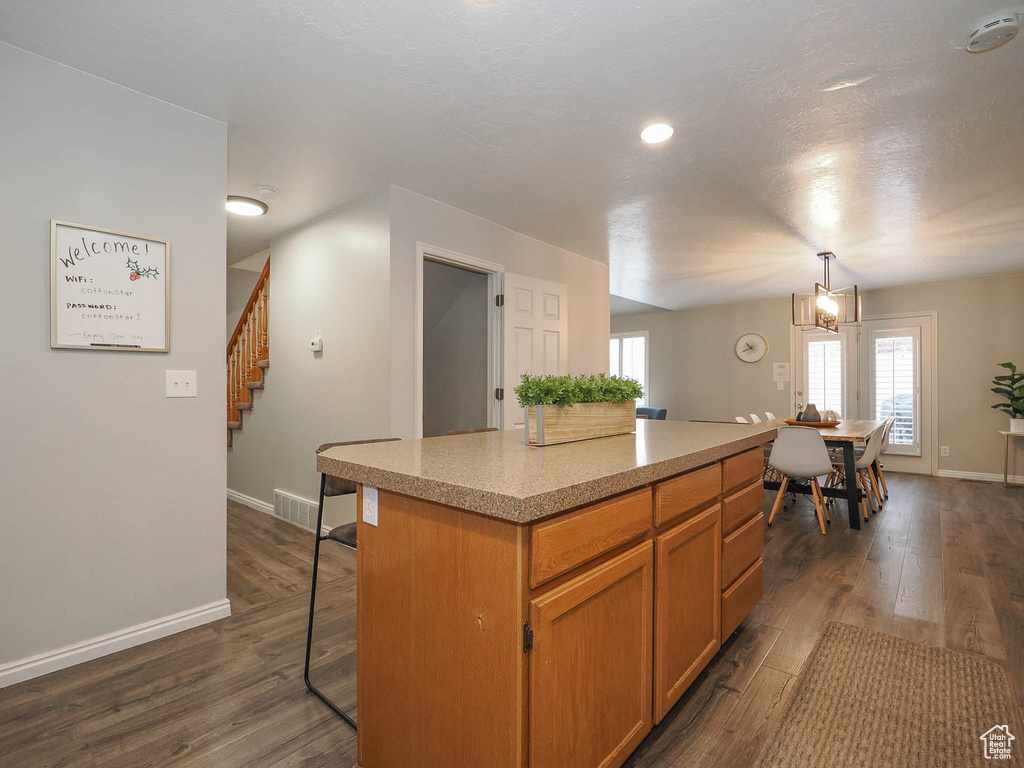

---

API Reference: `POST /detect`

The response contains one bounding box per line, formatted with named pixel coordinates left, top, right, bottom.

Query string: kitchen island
left=317, top=419, right=777, bottom=768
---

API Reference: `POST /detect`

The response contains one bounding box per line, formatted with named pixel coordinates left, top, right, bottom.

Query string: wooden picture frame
left=50, top=220, right=170, bottom=352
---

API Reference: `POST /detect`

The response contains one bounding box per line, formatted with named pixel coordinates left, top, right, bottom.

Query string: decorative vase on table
left=1012, top=418, right=1024, bottom=434
left=801, top=404, right=821, bottom=422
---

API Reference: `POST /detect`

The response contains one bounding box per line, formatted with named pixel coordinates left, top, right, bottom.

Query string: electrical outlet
left=363, top=487, right=379, bottom=527
left=165, top=370, right=197, bottom=398
left=940, top=445, right=950, bottom=457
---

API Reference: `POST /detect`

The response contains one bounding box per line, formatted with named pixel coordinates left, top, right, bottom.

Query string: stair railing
left=227, top=258, right=270, bottom=426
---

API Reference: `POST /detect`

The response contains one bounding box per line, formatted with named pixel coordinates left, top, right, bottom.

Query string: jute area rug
left=755, top=621, right=1020, bottom=767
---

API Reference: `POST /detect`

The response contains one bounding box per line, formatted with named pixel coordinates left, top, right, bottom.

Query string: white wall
left=612, top=273, right=1024, bottom=477
left=0, top=44, right=227, bottom=672
left=226, top=188, right=392, bottom=527
left=422, top=261, right=489, bottom=437
left=389, top=185, right=611, bottom=438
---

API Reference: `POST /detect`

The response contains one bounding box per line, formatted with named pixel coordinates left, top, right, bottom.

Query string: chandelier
left=791, top=252, right=861, bottom=334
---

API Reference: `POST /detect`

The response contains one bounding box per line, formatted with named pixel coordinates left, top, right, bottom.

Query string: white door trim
left=414, top=242, right=505, bottom=438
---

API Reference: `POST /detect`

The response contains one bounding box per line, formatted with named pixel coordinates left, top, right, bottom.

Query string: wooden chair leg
left=867, top=469, right=882, bottom=512
left=768, top=476, right=789, bottom=527
left=877, top=463, right=889, bottom=498
left=856, top=470, right=869, bottom=521
left=869, top=466, right=884, bottom=509
left=810, top=478, right=827, bottom=535
left=813, top=478, right=830, bottom=523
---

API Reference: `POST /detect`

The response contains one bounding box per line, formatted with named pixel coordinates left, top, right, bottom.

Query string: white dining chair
left=832, top=424, right=887, bottom=520
left=767, top=426, right=834, bottom=535
left=749, top=413, right=763, bottom=423
left=765, top=412, right=776, bottom=420
left=735, top=416, right=749, bottom=423
left=875, top=418, right=896, bottom=498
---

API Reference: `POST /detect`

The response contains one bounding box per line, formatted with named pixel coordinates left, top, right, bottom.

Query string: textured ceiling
left=2, top=0, right=1023, bottom=310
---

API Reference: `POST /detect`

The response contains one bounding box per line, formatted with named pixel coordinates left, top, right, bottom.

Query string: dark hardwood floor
left=2, top=477, right=1022, bottom=767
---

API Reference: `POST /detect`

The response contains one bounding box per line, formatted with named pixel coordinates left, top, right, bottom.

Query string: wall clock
left=735, top=333, right=768, bottom=363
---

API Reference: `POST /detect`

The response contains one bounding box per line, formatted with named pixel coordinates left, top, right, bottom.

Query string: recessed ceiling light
left=226, top=196, right=269, bottom=216
left=640, top=123, right=674, bottom=144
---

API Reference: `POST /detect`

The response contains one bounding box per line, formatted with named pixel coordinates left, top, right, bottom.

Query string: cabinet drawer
left=722, top=512, right=763, bottom=587
left=721, top=558, right=763, bottom=642
left=654, top=463, right=722, bottom=527
left=722, top=481, right=764, bottom=534
left=722, top=447, right=764, bottom=492
left=530, top=488, right=652, bottom=588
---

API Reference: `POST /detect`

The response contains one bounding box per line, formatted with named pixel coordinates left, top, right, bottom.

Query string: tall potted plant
left=515, top=373, right=644, bottom=446
left=991, top=362, right=1024, bottom=433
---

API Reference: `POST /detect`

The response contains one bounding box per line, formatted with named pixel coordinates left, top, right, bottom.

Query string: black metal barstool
left=304, top=438, right=400, bottom=729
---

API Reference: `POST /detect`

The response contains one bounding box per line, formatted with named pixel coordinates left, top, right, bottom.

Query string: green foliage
left=991, top=361, right=1024, bottom=418
left=514, top=373, right=644, bottom=408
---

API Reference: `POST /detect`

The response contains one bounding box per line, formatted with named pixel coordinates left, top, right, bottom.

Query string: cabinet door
left=653, top=504, right=722, bottom=723
left=529, top=541, right=653, bottom=768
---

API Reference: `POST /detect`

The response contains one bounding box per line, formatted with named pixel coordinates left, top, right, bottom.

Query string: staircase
left=227, top=258, right=270, bottom=447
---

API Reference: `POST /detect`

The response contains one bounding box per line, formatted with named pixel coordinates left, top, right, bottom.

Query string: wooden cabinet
left=722, top=447, right=763, bottom=492
left=722, top=558, right=764, bottom=642
left=653, top=505, right=721, bottom=723
left=653, top=463, right=721, bottom=527
left=722, top=512, right=763, bottom=587
left=529, top=542, right=654, bottom=768
left=355, top=442, right=769, bottom=768
left=530, top=488, right=651, bottom=588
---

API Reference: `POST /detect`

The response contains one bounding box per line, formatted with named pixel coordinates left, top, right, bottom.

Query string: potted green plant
left=991, top=362, right=1024, bottom=433
left=514, top=373, right=644, bottom=446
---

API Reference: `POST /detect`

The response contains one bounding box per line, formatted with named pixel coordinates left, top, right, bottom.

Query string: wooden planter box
left=525, top=401, right=637, bottom=446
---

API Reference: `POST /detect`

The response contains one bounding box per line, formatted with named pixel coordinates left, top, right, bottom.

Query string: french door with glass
left=793, top=315, right=934, bottom=474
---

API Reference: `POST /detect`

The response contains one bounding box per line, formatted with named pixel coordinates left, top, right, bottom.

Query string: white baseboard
left=0, top=598, right=231, bottom=690
left=936, top=469, right=1024, bottom=485
left=227, top=488, right=331, bottom=537
left=226, top=487, right=274, bottom=515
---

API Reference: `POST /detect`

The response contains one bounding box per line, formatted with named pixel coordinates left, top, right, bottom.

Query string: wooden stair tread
left=245, top=381, right=264, bottom=390
left=257, top=359, right=270, bottom=369
left=227, top=421, right=242, bottom=430
left=236, top=403, right=252, bottom=411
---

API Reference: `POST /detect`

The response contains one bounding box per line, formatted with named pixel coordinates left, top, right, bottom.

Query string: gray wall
left=422, top=261, right=489, bottom=437
left=612, top=298, right=793, bottom=423
left=389, top=185, right=611, bottom=438
left=612, top=273, right=1024, bottom=476
left=226, top=188, right=392, bottom=528
left=0, top=43, right=227, bottom=665
left=228, top=185, right=611, bottom=526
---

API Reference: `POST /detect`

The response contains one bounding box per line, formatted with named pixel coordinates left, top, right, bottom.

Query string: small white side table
left=999, top=431, right=1024, bottom=487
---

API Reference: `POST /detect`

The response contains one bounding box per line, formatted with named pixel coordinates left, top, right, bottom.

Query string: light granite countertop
left=316, top=419, right=779, bottom=524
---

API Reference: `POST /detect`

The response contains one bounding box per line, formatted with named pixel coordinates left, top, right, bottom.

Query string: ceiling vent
left=967, top=14, right=1019, bottom=52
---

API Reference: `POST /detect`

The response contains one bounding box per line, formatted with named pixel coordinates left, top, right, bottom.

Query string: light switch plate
left=166, top=370, right=197, bottom=398
left=363, top=486, right=379, bottom=526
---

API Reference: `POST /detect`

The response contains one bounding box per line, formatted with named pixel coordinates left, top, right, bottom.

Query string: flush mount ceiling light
left=967, top=13, right=1020, bottom=52
left=792, top=252, right=861, bottom=334
left=640, top=123, right=674, bottom=144
left=226, top=196, right=269, bottom=216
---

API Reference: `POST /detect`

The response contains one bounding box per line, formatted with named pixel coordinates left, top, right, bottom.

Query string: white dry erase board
left=50, top=221, right=170, bottom=352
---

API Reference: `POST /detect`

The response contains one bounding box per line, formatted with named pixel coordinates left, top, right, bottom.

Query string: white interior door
left=502, top=273, right=568, bottom=428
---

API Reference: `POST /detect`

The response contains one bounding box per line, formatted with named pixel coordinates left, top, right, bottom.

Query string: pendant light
left=791, top=252, right=861, bottom=333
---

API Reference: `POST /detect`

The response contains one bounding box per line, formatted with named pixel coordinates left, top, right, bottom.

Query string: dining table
left=763, top=418, right=889, bottom=530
